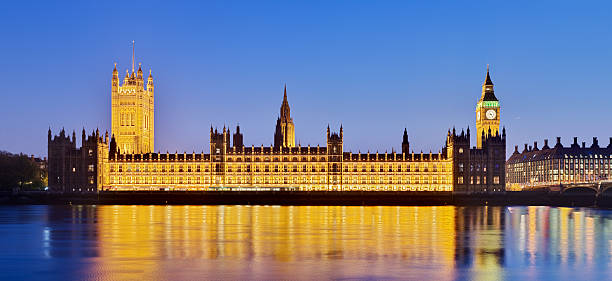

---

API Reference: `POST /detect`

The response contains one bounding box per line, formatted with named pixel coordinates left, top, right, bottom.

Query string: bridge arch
left=561, top=185, right=598, bottom=194
left=599, top=184, right=612, bottom=195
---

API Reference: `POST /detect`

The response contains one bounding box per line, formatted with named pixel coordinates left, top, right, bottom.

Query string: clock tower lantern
left=475, top=65, right=500, bottom=148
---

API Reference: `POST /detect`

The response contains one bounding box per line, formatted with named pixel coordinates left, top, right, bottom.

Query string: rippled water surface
left=0, top=205, right=611, bottom=280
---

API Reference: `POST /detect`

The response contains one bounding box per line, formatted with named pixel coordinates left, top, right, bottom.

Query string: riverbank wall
left=1, top=191, right=611, bottom=208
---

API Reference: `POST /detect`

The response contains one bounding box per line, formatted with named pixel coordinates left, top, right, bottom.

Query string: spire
left=484, top=64, right=493, bottom=86
left=283, top=83, right=287, bottom=101
left=280, top=84, right=290, bottom=120
left=480, top=64, right=498, bottom=101
left=131, top=40, right=135, bottom=73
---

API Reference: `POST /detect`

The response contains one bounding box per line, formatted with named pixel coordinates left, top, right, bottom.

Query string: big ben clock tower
left=475, top=65, right=500, bottom=148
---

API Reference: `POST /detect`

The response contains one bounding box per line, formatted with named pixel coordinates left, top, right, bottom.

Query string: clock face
left=485, top=109, right=497, bottom=120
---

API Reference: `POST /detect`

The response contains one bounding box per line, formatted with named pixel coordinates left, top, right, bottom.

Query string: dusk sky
left=1, top=0, right=611, bottom=157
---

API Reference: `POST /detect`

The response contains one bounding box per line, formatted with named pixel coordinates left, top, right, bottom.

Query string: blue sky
left=0, top=0, right=611, bottom=157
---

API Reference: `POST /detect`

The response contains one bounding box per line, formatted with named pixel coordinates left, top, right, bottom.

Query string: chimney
left=556, top=137, right=561, bottom=146
left=524, top=144, right=528, bottom=153
left=592, top=137, right=599, bottom=148
left=529, top=145, right=532, bottom=151
left=574, top=137, right=578, bottom=145
left=533, top=141, right=538, bottom=150
left=582, top=142, right=585, bottom=148
left=609, top=137, right=612, bottom=148
left=514, top=145, right=519, bottom=154
left=543, top=139, right=549, bottom=149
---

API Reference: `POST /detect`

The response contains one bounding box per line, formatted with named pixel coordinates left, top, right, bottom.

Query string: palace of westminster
left=48, top=52, right=508, bottom=194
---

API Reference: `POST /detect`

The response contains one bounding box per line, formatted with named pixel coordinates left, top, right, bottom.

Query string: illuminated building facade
left=48, top=53, right=506, bottom=193
left=111, top=44, right=154, bottom=154
left=506, top=137, right=612, bottom=190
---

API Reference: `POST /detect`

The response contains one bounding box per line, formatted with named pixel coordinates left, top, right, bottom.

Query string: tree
left=0, top=151, right=46, bottom=191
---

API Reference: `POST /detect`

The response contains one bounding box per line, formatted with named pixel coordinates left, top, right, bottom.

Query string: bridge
left=560, top=180, right=612, bottom=196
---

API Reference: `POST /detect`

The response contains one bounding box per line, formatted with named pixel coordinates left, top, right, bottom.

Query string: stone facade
left=48, top=53, right=506, bottom=194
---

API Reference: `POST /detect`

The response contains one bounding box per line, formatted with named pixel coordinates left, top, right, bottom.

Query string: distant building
left=48, top=50, right=506, bottom=193
left=30, top=155, right=47, bottom=186
left=506, top=137, right=612, bottom=190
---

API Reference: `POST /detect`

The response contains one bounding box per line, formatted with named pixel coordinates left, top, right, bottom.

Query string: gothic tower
left=475, top=65, right=500, bottom=148
left=274, top=85, right=295, bottom=148
left=401, top=128, right=410, bottom=154
left=111, top=42, right=155, bottom=154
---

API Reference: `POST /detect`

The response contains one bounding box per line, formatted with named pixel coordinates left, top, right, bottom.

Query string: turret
left=233, top=124, right=243, bottom=148
left=326, top=125, right=343, bottom=155
left=109, top=134, right=117, bottom=157
left=112, top=63, right=119, bottom=93
left=137, top=63, right=143, bottom=79
left=147, top=69, right=154, bottom=93
left=402, top=128, right=410, bottom=154
left=136, top=63, right=144, bottom=88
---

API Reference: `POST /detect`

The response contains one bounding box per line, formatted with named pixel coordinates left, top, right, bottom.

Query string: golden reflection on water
left=93, top=206, right=458, bottom=280
left=38, top=205, right=611, bottom=280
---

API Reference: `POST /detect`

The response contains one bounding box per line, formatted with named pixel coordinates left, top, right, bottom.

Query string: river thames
left=0, top=205, right=610, bottom=280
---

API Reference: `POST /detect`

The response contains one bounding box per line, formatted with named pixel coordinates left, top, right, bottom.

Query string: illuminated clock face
left=486, top=109, right=497, bottom=120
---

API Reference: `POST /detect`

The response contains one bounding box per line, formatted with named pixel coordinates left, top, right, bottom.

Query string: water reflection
left=0, top=205, right=611, bottom=280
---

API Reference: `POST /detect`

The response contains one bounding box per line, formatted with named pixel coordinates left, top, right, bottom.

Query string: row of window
left=110, top=163, right=451, bottom=173
left=457, top=176, right=500, bottom=185
left=110, top=175, right=452, bottom=185
left=108, top=185, right=453, bottom=192
left=507, top=174, right=609, bottom=184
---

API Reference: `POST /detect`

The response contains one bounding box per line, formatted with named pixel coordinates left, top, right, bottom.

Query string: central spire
left=274, top=83, right=295, bottom=148
left=280, top=84, right=290, bottom=120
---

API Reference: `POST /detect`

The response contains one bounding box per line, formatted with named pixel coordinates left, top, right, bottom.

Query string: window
left=458, top=177, right=464, bottom=184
